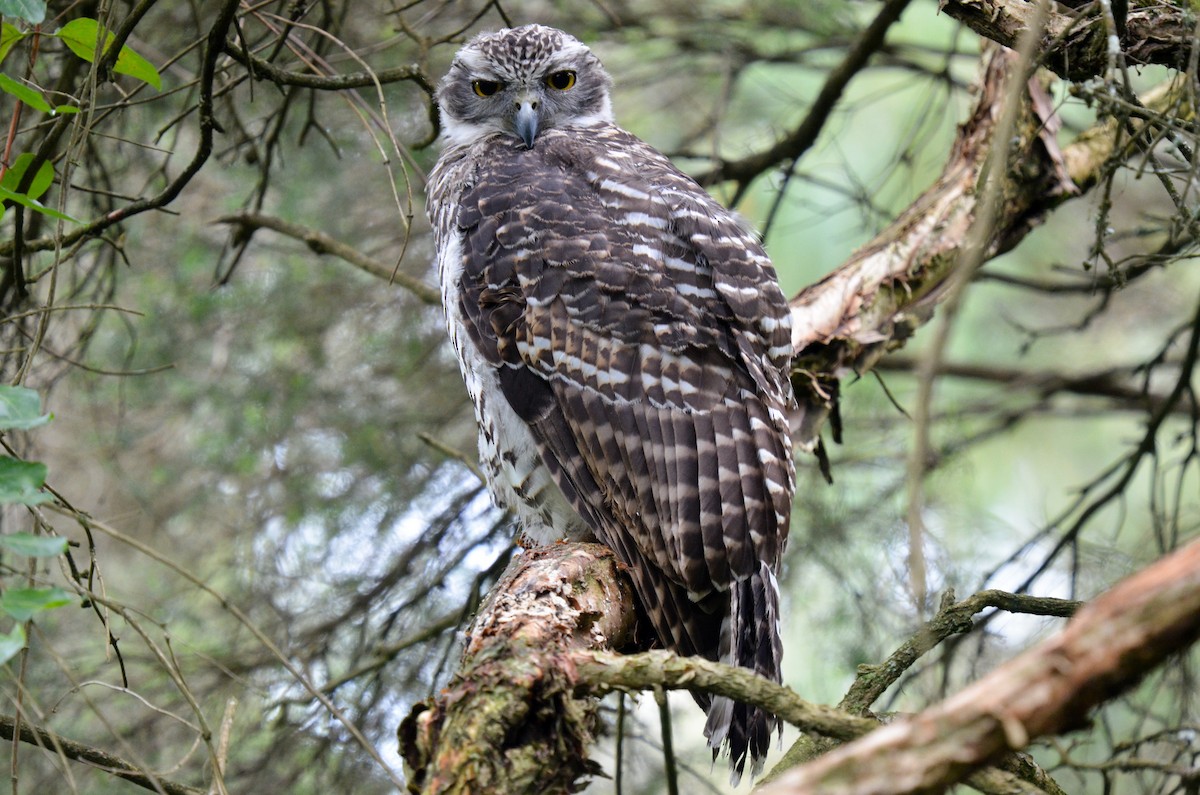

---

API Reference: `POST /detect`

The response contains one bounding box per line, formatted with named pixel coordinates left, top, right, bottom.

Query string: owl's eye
left=472, top=79, right=503, bottom=97
left=545, top=70, right=576, bottom=91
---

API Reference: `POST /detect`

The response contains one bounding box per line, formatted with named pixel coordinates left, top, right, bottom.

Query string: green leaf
left=0, top=1, right=45, bottom=25
left=55, top=18, right=162, bottom=90
left=0, top=23, right=26, bottom=65
left=0, top=624, right=24, bottom=665
left=0, top=153, right=53, bottom=201
left=0, top=73, right=51, bottom=112
left=0, top=386, right=50, bottom=430
left=55, top=18, right=102, bottom=62
left=0, top=587, right=72, bottom=621
left=0, top=458, right=49, bottom=505
left=0, top=186, right=80, bottom=223
left=111, top=39, right=161, bottom=90
left=0, top=533, right=66, bottom=557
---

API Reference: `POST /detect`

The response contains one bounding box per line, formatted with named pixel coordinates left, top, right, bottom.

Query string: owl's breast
left=437, top=229, right=592, bottom=545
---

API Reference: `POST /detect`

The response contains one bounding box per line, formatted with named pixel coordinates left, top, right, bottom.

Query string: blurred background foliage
left=0, top=0, right=1196, bottom=793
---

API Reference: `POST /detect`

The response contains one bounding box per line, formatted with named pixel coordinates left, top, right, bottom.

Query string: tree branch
left=215, top=211, right=440, bottom=304
left=573, top=650, right=877, bottom=742
left=0, top=712, right=205, bottom=795
left=785, top=50, right=1189, bottom=452
left=875, top=356, right=1193, bottom=418
left=755, top=537, right=1200, bottom=795
left=838, top=589, right=1080, bottom=715
left=221, top=39, right=436, bottom=94
left=695, top=0, right=915, bottom=194
left=940, top=0, right=1197, bottom=81
left=403, top=536, right=1083, bottom=795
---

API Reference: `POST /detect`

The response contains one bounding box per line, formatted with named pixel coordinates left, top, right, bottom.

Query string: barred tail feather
left=703, top=563, right=783, bottom=783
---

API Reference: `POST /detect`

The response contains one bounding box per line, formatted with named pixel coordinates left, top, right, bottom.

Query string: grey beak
left=515, top=100, right=539, bottom=148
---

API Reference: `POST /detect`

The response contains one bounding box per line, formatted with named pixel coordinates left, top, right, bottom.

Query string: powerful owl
left=428, top=24, right=796, bottom=778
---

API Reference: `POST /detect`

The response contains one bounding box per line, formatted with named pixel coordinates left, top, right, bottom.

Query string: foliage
left=0, top=385, right=60, bottom=664
left=0, top=1, right=1193, bottom=794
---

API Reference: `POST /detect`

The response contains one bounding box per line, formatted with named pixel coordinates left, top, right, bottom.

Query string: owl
left=427, top=24, right=796, bottom=779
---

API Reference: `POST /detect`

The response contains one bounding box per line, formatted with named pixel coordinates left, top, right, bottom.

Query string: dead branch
left=754, top=537, right=1200, bottom=795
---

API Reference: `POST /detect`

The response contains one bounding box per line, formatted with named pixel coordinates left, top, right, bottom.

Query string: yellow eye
left=472, top=79, right=502, bottom=97
left=545, top=70, right=576, bottom=91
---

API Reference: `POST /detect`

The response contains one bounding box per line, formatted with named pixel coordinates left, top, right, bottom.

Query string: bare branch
left=215, top=211, right=441, bottom=304
left=756, top=538, right=1200, bottom=795
left=875, top=357, right=1193, bottom=418
left=0, top=712, right=205, bottom=795
left=221, top=40, right=436, bottom=94
left=839, top=589, right=1080, bottom=715
left=694, top=0, right=916, bottom=195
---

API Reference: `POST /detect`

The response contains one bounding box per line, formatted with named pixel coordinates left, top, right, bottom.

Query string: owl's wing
left=455, top=126, right=792, bottom=581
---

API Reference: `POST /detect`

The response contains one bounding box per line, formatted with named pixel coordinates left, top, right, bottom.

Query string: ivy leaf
left=55, top=18, right=162, bottom=90
left=0, top=533, right=66, bottom=558
left=0, top=23, right=26, bottom=65
left=0, top=73, right=51, bottom=113
left=0, top=1, right=45, bottom=25
left=0, top=458, right=50, bottom=506
left=0, top=386, right=51, bottom=430
left=0, top=624, right=24, bottom=665
left=0, top=587, right=72, bottom=621
left=0, top=154, right=53, bottom=201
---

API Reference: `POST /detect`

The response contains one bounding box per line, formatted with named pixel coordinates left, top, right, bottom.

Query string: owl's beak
left=514, top=98, right=539, bottom=149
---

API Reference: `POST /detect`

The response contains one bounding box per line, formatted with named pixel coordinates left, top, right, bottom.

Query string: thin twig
left=0, top=713, right=205, bottom=795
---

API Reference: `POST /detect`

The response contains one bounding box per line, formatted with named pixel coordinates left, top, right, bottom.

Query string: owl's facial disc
left=436, top=25, right=614, bottom=149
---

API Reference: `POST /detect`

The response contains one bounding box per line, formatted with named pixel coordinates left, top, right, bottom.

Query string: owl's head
left=436, top=25, right=614, bottom=149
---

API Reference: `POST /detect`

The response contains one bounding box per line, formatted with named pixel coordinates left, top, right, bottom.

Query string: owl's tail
left=703, top=562, right=783, bottom=783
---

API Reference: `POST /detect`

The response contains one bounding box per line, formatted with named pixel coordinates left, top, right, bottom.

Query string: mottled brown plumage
left=428, top=25, right=795, bottom=779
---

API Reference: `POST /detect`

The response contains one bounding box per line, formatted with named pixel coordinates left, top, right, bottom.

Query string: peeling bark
left=940, top=0, right=1197, bottom=82
left=787, top=48, right=1189, bottom=453
left=788, top=47, right=1069, bottom=451
left=399, top=544, right=636, bottom=795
